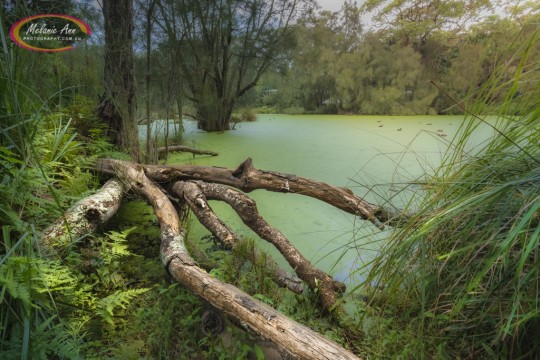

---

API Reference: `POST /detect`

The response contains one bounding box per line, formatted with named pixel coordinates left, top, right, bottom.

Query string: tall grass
left=0, top=16, right=89, bottom=359
left=361, top=29, right=540, bottom=357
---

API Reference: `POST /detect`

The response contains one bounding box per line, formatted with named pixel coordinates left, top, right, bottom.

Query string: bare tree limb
left=97, top=158, right=405, bottom=228
left=173, top=181, right=304, bottom=293
left=157, top=145, right=218, bottom=157
left=189, top=180, right=345, bottom=309
left=109, top=160, right=361, bottom=360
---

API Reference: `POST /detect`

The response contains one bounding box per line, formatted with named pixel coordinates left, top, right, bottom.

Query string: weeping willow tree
left=360, top=25, right=540, bottom=358
left=158, top=0, right=312, bottom=132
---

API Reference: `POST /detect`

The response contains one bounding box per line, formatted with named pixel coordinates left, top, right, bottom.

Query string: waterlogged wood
left=41, top=178, right=126, bottom=255
left=172, top=181, right=304, bottom=294
left=110, top=161, right=361, bottom=360
left=157, top=145, right=218, bottom=157
left=97, top=158, right=403, bottom=228
left=190, top=180, right=345, bottom=309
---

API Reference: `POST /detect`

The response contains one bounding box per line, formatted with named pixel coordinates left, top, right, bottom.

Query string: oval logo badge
left=10, top=14, right=91, bottom=53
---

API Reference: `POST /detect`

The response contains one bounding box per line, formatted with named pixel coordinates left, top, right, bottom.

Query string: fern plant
left=96, top=288, right=150, bottom=326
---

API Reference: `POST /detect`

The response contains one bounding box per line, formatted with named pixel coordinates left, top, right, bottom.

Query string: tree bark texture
left=177, top=180, right=344, bottom=308
left=97, top=158, right=402, bottom=228
left=98, top=0, right=139, bottom=161
left=41, top=178, right=126, bottom=256
left=172, top=181, right=304, bottom=294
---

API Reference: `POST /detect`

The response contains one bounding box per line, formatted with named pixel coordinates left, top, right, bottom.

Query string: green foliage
left=96, top=288, right=149, bottom=326
left=258, top=2, right=539, bottom=116
left=335, top=34, right=437, bottom=115
left=360, top=30, right=540, bottom=358
left=0, top=225, right=151, bottom=359
left=232, top=108, right=257, bottom=123
left=157, top=0, right=308, bottom=131
left=362, top=0, right=493, bottom=48
left=200, top=236, right=363, bottom=354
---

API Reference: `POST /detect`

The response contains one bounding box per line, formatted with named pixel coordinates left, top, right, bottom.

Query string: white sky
left=317, top=0, right=347, bottom=12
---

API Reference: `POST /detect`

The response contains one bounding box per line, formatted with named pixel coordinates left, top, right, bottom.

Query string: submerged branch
left=157, top=145, right=218, bottom=157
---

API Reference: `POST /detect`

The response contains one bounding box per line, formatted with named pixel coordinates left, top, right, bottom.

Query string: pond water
left=145, top=114, right=492, bottom=289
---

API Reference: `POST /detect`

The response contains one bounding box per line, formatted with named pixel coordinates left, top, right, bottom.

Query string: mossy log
left=41, top=178, right=126, bottom=256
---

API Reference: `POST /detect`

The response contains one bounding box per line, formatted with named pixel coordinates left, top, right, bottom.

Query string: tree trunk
left=145, top=0, right=156, bottom=164
left=195, top=95, right=233, bottom=132
left=98, top=0, right=139, bottom=161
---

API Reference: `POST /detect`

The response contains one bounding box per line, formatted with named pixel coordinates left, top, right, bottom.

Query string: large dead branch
left=40, top=178, right=126, bottom=255
left=173, top=181, right=304, bottom=294
left=97, top=158, right=403, bottom=228
left=110, top=161, right=361, bottom=360
left=188, top=180, right=345, bottom=309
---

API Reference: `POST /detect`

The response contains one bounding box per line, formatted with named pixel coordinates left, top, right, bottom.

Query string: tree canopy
left=256, top=0, right=539, bottom=115
left=156, top=0, right=313, bottom=131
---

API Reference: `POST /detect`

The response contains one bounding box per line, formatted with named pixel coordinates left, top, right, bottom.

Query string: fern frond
left=96, top=288, right=149, bottom=326
left=102, top=228, right=137, bottom=260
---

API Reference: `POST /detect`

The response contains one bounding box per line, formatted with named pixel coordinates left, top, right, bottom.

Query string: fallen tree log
left=41, top=161, right=368, bottom=358
left=157, top=145, right=218, bottom=157
left=40, top=178, right=126, bottom=256
left=95, top=158, right=409, bottom=309
left=111, top=160, right=361, bottom=360
left=97, top=158, right=405, bottom=228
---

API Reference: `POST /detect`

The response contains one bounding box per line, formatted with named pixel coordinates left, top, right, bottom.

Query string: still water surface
left=155, top=114, right=491, bottom=288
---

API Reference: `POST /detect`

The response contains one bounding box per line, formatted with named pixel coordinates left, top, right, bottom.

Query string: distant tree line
left=2, top=0, right=538, bottom=143
left=257, top=0, right=540, bottom=115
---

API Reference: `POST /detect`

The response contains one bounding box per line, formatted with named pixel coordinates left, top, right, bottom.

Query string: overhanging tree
left=158, top=0, right=312, bottom=132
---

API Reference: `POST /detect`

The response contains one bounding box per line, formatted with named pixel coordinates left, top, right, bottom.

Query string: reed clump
left=362, top=32, right=540, bottom=358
